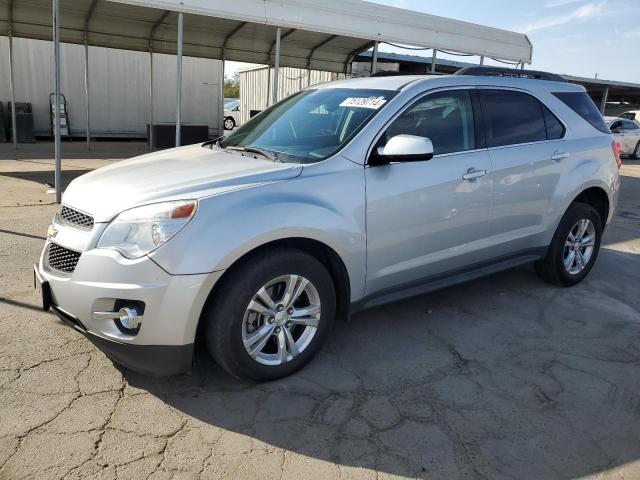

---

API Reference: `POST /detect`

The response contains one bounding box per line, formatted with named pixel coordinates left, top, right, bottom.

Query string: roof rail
left=369, top=71, right=428, bottom=77
left=455, top=66, right=567, bottom=83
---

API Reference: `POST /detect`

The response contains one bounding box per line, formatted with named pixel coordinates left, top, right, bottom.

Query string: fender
left=148, top=155, right=367, bottom=302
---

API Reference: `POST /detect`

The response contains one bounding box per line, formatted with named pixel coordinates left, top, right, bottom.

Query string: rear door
left=478, top=89, right=566, bottom=254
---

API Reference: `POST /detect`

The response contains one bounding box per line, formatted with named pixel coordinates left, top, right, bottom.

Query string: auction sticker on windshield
left=340, top=97, right=387, bottom=109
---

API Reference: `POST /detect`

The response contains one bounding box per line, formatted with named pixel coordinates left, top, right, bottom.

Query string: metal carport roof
left=1, top=0, right=532, bottom=202
left=1, top=0, right=533, bottom=73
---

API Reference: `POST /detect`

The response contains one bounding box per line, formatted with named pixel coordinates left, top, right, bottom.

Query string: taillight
left=612, top=140, right=622, bottom=170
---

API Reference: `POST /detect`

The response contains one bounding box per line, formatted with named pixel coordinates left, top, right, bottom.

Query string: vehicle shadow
left=0, top=169, right=90, bottom=190
left=126, top=244, right=640, bottom=479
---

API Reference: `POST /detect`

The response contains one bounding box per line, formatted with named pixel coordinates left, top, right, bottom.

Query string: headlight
left=97, top=200, right=197, bottom=259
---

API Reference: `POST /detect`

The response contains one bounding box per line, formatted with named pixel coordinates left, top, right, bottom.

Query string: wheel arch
left=571, top=186, right=610, bottom=226
left=194, top=237, right=352, bottom=349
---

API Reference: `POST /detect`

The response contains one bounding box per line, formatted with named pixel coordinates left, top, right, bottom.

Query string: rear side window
left=478, top=90, right=547, bottom=147
left=552, top=92, right=609, bottom=133
left=622, top=120, right=638, bottom=131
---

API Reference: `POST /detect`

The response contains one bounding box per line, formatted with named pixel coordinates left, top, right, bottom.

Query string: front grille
left=47, top=243, right=81, bottom=274
left=56, top=205, right=94, bottom=230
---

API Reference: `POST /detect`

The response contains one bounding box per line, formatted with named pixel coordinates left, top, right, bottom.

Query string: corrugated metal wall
left=239, top=66, right=345, bottom=124
left=0, top=37, right=223, bottom=138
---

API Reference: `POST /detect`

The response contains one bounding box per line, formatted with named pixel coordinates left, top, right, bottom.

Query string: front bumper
left=36, top=242, right=223, bottom=376
left=50, top=300, right=193, bottom=376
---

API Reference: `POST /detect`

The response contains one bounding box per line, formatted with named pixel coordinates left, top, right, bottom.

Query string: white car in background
left=620, top=110, right=640, bottom=122
left=224, top=98, right=241, bottom=130
left=606, top=117, right=640, bottom=159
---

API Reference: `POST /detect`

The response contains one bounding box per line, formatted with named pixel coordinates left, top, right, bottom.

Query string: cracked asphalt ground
left=1, top=145, right=640, bottom=479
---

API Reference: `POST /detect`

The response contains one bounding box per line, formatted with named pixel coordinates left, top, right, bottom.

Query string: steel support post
left=53, top=0, right=62, bottom=204
left=84, top=38, right=91, bottom=149
left=175, top=12, right=184, bottom=147
left=371, top=41, right=378, bottom=74
left=272, top=27, right=281, bottom=105
left=8, top=34, right=17, bottom=149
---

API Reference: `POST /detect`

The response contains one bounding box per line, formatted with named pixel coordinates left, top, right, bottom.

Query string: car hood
left=62, top=144, right=302, bottom=222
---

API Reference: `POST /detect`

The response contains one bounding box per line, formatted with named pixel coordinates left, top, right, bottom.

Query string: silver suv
left=35, top=68, right=621, bottom=380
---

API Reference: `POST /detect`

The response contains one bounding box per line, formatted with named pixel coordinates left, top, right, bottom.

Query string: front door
left=365, top=89, right=493, bottom=296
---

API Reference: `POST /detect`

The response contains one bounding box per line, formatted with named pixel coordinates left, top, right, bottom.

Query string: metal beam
left=267, top=27, right=295, bottom=63
left=149, top=50, right=154, bottom=150
left=345, top=40, right=376, bottom=70
left=175, top=11, right=184, bottom=147
left=222, top=21, right=247, bottom=53
left=148, top=10, right=171, bottom=50
left=83, top=0, right=99, bottom=150
left=600, top=86, right=609, bottom=114
left=84, top=38, right=91, bottom=150
left=53, top=0, right=61, bottom=203
left=371, top=41, right=378, bottom=74
left=147, top=10, right=170, bottom=150
left=8, top=0, right=17, bottom=149
left=307, top=34, right=339, bottom=70
left=272, top=27, right=281, bottom=105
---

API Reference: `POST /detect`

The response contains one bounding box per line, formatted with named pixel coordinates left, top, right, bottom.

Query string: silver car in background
left=606, top=117, right=640, bottom=158
left=35, top=68, right=620, bottom=381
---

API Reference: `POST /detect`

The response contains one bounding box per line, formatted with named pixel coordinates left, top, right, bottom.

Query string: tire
left=224, top=117, right=235, bottom=130
left=204, top=248, right=336, bottom=381
left=535, top=202, right=602, bottom=287
left=633, top=141, right=640, bottom=160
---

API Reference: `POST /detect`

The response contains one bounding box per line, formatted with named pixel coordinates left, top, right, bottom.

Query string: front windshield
left=219, top=88, right=397, bottom=163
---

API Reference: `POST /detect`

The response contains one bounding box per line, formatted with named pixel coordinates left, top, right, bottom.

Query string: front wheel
left=204, top=248, right=336, bottom=381
left=224, top=117, right=235, bottom=130
left=633, top=141, right=640, bottom=160
left=535, top=203, right=602, bottom=286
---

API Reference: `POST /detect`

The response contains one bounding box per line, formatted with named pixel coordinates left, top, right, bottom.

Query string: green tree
left=224, top=72, right=240, bottom=99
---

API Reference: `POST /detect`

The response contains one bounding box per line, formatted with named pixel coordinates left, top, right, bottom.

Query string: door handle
left=462, top=168, right=487, bottom=181
left=551, top=151, right=571, bottom=161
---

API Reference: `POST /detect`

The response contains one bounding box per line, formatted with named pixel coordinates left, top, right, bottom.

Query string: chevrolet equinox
left=35, top=67, right=621, bottom=380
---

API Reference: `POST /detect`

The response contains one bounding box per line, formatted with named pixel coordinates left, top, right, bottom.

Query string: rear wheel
left=204, top=248, right=336, bottom=381
left=535, top=203, right=602, bottom=286
left=633, top=141, right=640, bottom=160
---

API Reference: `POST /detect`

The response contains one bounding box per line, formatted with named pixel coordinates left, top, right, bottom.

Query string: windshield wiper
left=202, top=136, right=224, bottom=149
left=227, top=146, right=279, bottom=162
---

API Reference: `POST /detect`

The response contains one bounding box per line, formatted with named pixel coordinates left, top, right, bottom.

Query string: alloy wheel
left=241, top=274, right=321, bottom=366
left=563, top=218, right=596, bottom=275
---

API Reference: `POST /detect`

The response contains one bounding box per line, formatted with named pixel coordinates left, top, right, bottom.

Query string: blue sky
left=227, top=0, right=640, bottom=84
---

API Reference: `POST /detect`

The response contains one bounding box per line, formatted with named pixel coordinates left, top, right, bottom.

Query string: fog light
left=93, top=305, right=144, bottom=333
left=117, top=307, right=142, bottom=329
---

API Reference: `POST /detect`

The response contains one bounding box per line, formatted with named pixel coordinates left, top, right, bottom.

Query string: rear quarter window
left=552, top=92, right=609, bottom=134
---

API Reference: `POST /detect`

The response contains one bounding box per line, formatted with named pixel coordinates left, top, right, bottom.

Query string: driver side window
left=382, top=90, right=476, bottom=156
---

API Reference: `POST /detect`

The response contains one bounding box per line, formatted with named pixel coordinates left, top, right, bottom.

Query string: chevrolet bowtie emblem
left=47, top=225, right=58, bottom=238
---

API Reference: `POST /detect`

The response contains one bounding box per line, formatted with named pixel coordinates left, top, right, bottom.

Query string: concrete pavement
left=1, top=149, right=640, bottom=479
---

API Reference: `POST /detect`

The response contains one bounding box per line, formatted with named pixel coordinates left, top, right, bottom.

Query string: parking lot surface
left=1, top=146, right=640, bottom=479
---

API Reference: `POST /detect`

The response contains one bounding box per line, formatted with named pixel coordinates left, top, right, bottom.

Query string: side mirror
left=370, top=134, right=434, bottom=165
left=233, top=106, right=240, bottom=112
